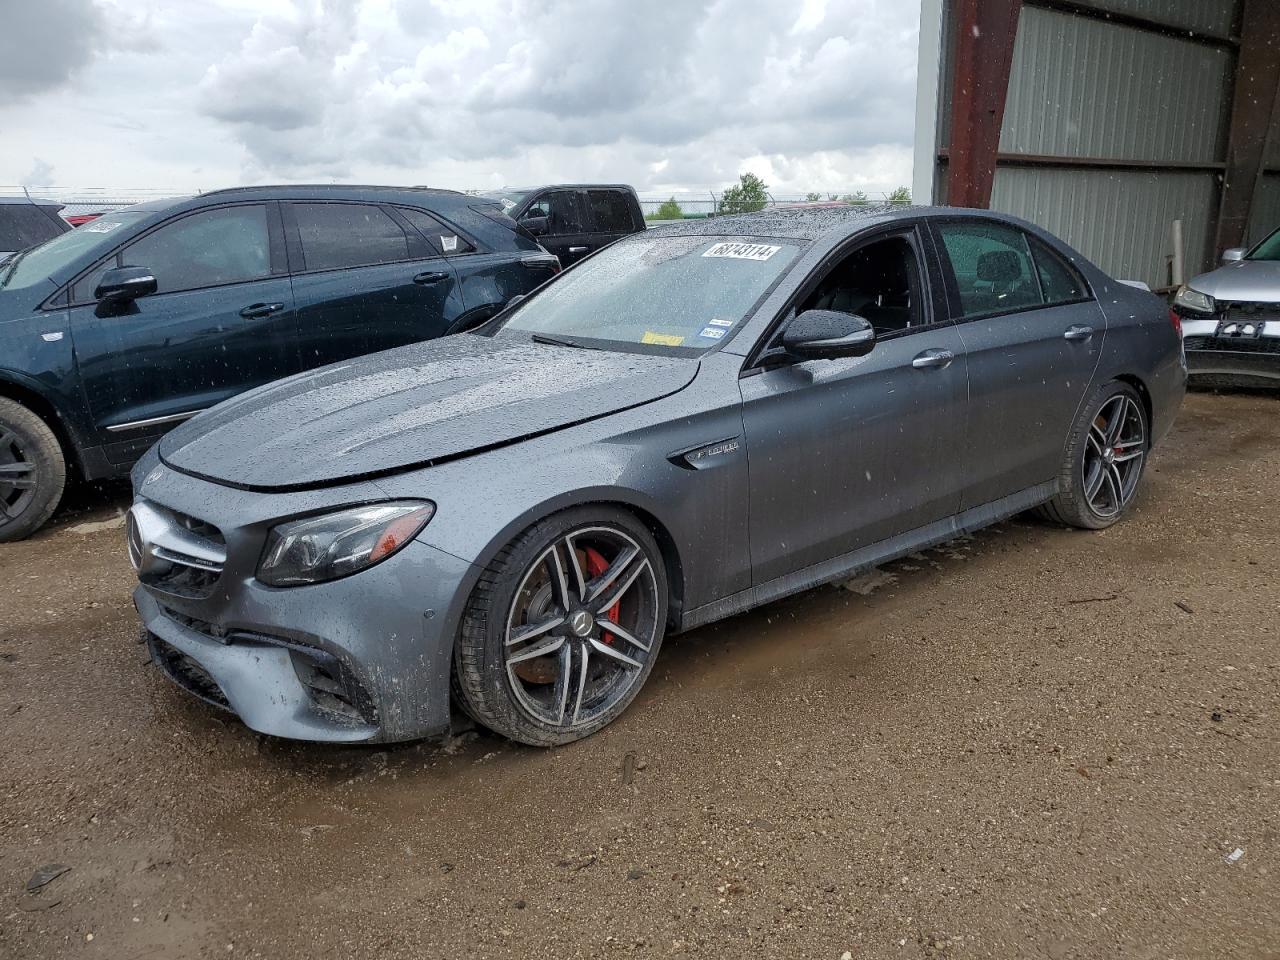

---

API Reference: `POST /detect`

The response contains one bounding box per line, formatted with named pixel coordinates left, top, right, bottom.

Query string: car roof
left=121, top=185, right=472, bottom=216
left=491, top=184, right=636, bottom=194
left=0, top=197, right=63, bottom=209
left=647, top=204, right=1022, bottom=242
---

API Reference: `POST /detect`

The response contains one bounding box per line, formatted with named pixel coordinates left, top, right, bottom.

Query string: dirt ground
left=1, top=389, right=1278, bottom=960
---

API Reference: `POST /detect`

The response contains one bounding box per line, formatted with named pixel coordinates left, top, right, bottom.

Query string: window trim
left=389, top=205, right=482, bottom=257
left=58, top=201, right=286, bottom=307
left=928, top=217, right=1096, bottom=324
left=282, top=200, right=432, bottom=276
left=741, top=221, right=950, bottom=375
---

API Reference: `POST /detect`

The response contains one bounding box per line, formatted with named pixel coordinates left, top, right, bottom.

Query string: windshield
left=480, top=190, right=531, bottom=215
left=0, top=212, right=148, bottom=291
left=1246, top=227, right=1280, bottom=262
left=500, top=236, right=800, bottom=354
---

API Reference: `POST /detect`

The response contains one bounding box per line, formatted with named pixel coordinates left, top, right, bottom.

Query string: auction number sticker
left=82, top=220, right=123, bottom=233
left=702, top=242, right=781, bottom=261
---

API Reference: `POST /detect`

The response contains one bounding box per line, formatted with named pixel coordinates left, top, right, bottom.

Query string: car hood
left=1188, top=259, right=1280, bottom=303
left=158, top=334, right=698, bottom=490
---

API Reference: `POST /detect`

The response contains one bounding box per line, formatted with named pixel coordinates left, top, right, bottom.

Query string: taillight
left=1168, top=308, right=1182, bottom=337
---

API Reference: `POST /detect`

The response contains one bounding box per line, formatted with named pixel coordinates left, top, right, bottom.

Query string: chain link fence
left=2, top=185, right=912, bottom=223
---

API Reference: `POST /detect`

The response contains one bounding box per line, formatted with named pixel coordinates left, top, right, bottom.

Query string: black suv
left=0, top=185, right=559, bottom=540
left=0, top=197, right=70, bottom=261
left=480, top=185, right=645, bottom=267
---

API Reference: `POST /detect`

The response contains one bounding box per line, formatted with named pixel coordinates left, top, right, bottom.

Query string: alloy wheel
left=0, top=425, right=37, bottom=522
left=504, top=526, right=660, bottom=729
left=1082, top=393, right=1145, bottom=519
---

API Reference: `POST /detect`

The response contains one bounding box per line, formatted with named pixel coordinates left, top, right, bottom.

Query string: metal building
left=913, top=0, right=1280, bottom=288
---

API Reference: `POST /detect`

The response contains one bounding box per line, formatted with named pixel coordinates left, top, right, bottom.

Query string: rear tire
left=1037, top=380, right=1148, bottom=530
left=0, top=398, right=67, bottom=542
left=453, top=506, right=667, bottom=747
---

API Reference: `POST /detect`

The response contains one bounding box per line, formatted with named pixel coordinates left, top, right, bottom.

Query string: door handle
left=239, top=302, right=284, bottom=319
left=1063, top=324, right=1094, bottom=341
left=413, top=271, right=449, bottom=285
left=568, top=246, right=588, bottom=254
left=911, top=348, right=955, bottom=370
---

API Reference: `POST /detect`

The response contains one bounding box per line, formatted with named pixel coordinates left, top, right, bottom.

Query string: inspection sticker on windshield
left=702, top=242, right=781, bottom=261
left=707, top=317, right=734, bottom=328
left=642, top=331, right=685, bottom=346
left=698, top=326, right=726, bottom=340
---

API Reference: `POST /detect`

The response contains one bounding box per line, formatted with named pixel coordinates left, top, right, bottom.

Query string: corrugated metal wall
left=1000, top=7, right=1230, bottom=163
left=1064, top=0, right=1236, bottom=39
left=993, top=167, right=1217, bottom=285
left=985, top=2, right=1236, bottom=287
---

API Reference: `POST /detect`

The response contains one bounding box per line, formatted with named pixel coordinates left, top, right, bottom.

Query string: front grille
left=129, top=502, right=226, bottom=598
left=1184, top=335, right=1280, bottom=356
left=148, top=635, right=231, bottom=710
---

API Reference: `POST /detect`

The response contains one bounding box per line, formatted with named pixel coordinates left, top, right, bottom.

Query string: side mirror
left=96, top=265, right=157, bottom=302
left=1220, top=247, right=1246, bottom=264
left=521, top=215, right=550, bottom=237
left=781, top=309, right=876, bottom=360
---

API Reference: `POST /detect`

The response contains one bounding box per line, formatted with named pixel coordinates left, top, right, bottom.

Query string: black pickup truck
left=480, top=184, right=645, bottom=268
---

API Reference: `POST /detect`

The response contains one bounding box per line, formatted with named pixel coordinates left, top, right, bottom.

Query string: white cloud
left=0, top=0, right=920, bottom=197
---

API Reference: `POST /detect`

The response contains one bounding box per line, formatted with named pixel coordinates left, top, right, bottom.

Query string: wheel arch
left=460, top=491, right=688, bottom=633
left=0, top=374, right=80, bottom=477
left=1112, top=373, right=1153, bottom=446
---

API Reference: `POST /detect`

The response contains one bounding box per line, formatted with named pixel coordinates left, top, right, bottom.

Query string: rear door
left=930, top=218, right=1105, bottom=509
left=518, top=191, right=593, bottom=267
left=67, top=202, right=298, bottom=465
left=583, top=188, right=642, bottom=251
left=283, top=201, right=464, bottom=369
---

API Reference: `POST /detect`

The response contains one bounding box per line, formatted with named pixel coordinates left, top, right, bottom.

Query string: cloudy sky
left=0, top=0, right=920, bottom=198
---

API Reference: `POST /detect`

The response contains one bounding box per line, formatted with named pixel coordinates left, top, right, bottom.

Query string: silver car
left=1176, top=227, right=1280, bottom=385
left=128, top=206, right=1186, bottom=746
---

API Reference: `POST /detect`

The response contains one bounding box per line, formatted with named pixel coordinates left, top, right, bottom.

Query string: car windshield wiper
left=530, top=333, right=599, bottom=350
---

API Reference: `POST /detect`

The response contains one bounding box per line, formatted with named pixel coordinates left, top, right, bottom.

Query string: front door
left=520, top=191, right=594, bottom=267
left=284, top=201, right=464, bottom=369
left=740, top=229, right=970, bottom=585
left=930, top=219, right=1105, bottom=508
left=67, top=202, right=298, bottom=464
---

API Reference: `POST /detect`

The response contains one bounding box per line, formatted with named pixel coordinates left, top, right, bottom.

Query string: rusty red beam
left=946, top=0, right=1023, bottom=208
left=1214, top=0, right=1280, bottom=254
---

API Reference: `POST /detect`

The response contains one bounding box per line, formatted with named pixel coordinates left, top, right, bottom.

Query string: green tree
left=887, top=186, right=912, bottom=204
left=719, top=172, right=769, bottom=215
left=841, top=190, right=870, bottom=206
left=649, top=197, right=684, bottom=221
left=804, top=191, right=821, bottom=202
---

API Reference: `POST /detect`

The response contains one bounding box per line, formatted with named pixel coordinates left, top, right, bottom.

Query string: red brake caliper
left=584, top=547, right=620, bottom=645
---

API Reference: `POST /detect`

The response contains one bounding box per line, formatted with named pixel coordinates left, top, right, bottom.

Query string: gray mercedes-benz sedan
left=128, top=206, right=1186, bottom=746
left=1176, top=225, right=1280, bottom=385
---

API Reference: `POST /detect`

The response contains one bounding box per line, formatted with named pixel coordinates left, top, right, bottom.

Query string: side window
left=798, top=234, right=924, bottom=335
left=1028, top=235, right=1087, bottom=304
left=293, top=203, right=409, bottom=271
left=123, top=206, right=271, bottom=294
left=586, top=190, right=636, bottom=233
left=71, top=255, right=119, bottom=304
left=398, top=207, right=476, bottom=255
left=522, top=192, right=582, bottom=235
left=935, top=220, right=1040, bottom=318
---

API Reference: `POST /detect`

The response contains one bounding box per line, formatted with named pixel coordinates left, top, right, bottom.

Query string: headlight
left=257, top=501, right=435, bottom=587
left=1174, top=285, right=1215, bottom=314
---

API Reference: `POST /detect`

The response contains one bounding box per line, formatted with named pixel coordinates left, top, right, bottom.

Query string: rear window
left=586, top=190, right=637, bottom=233
left=0, top=205, right=65, bottom=252
left=294, top=203, right=409, bottom=271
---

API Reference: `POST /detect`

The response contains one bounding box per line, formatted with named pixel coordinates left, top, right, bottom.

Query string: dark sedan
left=129, top=205, right=1185, bottom=746
left=0, top=185, right=559, bottom=540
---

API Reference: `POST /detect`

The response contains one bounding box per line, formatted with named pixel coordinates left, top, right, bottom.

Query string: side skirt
left=678, top=480, right=1057, bottom=633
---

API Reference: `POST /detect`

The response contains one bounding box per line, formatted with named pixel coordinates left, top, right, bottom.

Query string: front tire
left=1038, top=381, right=1149, bottom=530
left=0, top=398, right=67, bottom=543
left=453, top=507, right=668, bottom=746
